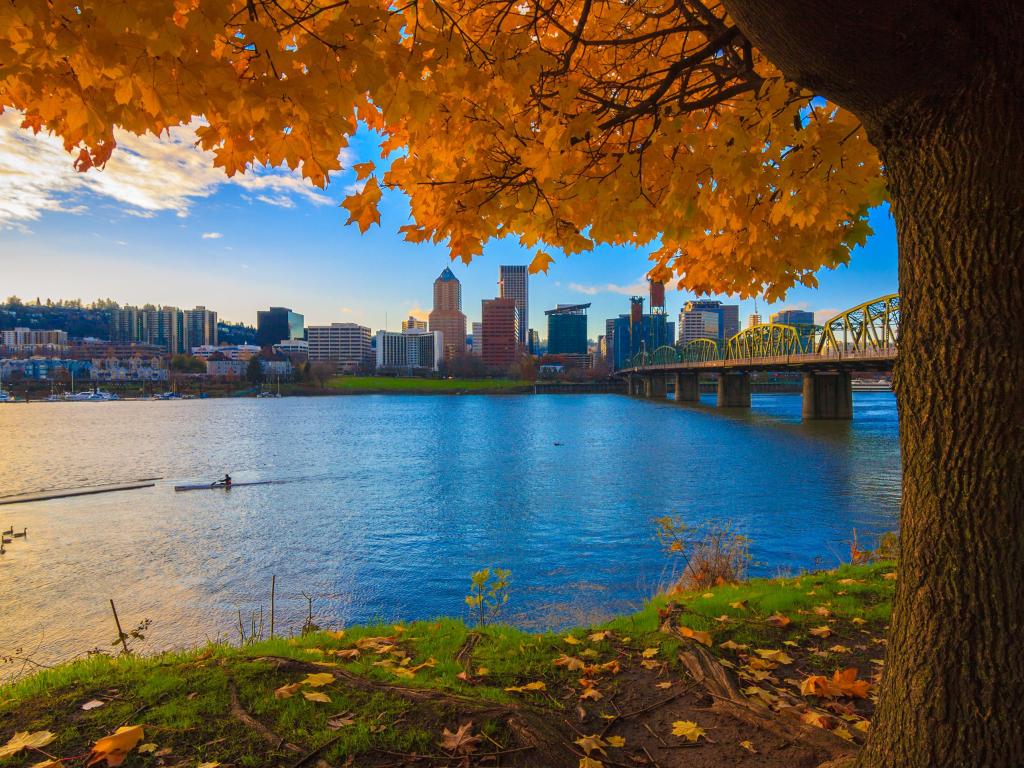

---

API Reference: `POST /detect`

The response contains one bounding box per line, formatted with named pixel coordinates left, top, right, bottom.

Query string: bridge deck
left=619, top=349, right=895, bottom=375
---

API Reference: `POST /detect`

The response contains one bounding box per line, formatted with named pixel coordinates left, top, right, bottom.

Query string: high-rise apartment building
left=256, top=307, right=304, bottom=348
left=110, top=306, right=186, bottom=355
left=770, top=309, right=816, bottom=325
left=184, top=306, right=218, bottom=350
left=481, top=297, right=519, bottom=368
left=677, top=300, right=739, bottom=345
left=375, top=329, right=444, bottom=371
left=1, top=328, right=68, bottom=352
left=546, top=303, right=590, bottom=356
left=746, top=313, right=762, bottom=329
left=428, top=267, right=467, bottom=359
left=499, top=265, right=529, bottom=346
left=307, top=323, right=371, bottom=372
left=471, top=321, right=484, bottom=356
left=401, top=315, right=428, bottom=332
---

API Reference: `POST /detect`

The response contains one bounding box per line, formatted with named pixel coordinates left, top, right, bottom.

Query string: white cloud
left=569, top=277, right=648, bottom=297
left=0, top=111, right=349, bottom=227
left=201, top=232, right=223, bottom=239
left=815, top=308, right=840, bottom=324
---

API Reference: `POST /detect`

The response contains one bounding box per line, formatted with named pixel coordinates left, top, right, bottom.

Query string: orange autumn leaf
left=87, top=726, right=145, bottom=767
left=529, top=250, right=554, bottom=275
left=766, top=614, right=792, bottom=628
left=677, top=625, right=712, bottom=647
left=341, top=177, right=382, bottom=233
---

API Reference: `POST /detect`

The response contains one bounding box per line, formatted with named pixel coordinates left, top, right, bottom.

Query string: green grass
left=0, top=563, right=895, bottom=767
left=323, top=376, right=531, bottom=393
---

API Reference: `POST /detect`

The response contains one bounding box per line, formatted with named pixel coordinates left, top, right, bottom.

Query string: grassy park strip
left=0, top=563, right=895, bottom=768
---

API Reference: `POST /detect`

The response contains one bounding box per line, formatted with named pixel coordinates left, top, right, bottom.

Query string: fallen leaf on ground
left=137, top=744, right=158, bottom=754
left=882, top=572, right=897, bottom=580
left=327, top=714, right=356, bottom=729
left=671, top=720, right=706, bottom=742
left=555, top=654, right=587, bottom=671
left=580, top=687, right=603, bottom=701
left=574, top=734, right=608, bottom=756
left=766, top=614, right=791, bottom=628
left=851, top=617, right=867, bottom=625
left=303, top=691, right=330, bottom=703
left=719, top=640, right=748, bottom=651
left=605, top=736, right=626, bottom=747
left=0, top=732, right=56, bottom=759
left=802, top=710, right=839, bottom=730
left=740, top=740, right=757, bottom=753
left=701, top=592, right=714, bottom=598
left=87, top=725, right=144, bottom=767
left=440, top=722, right=482, bottom=755
left=641, top=647, right=660, bottom=658
left=331, top=649, right=360, bottom=660
left=301, top=673, right=335, bottom=687
left=832, top=668, right=871, bottom=698
left=82, top=699, right=105, bottom=710
left=678, top=625, right=712, bottom=646
left=809, top=626, right=832, bottom=638
left=829, top=645, right=852, bottom=653
left=755, top=649, right=794, bottom=665
left=578, top=758, right=603, bottom=768
left=324, top=630, right=346, bottom=639
left=729, top=600, right=748, bottom=609
left=655, top=682, right=672, bottom=689
left=505, top=681, right=546, bottom=693
left=854, top=720, right=870, bottom=733
left=274, top=683, right=302, bottom=699
left=588, top=631, right=611, bottom=642
left=198, top=763, right=220, bottom=768
left=564, top=635, right=581, bottom=645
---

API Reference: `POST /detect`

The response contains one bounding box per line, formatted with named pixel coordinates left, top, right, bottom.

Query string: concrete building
left=184, top=306, right=218, bottom=349
left=471, top=322, right=484, bottom=356
left=481, top=297, right=519, bottom=368
left=546, top=303, right=590, bottom=356
left=746, top=313, right=762, bottom=329
left=190, top=344, right=260, bottom=360
left=90, top=357, right=168, bottom=381
left=307, top=323, right=372, bottom=372
left=678, top=300, right=739, bottom=345
left=770, top=309, right=816, bottom=326
left=499, top=265, right=529, bottom=346
left=1, top=328, right=68, bottom=352
left=428, top=267, right=467, bottom=359
left=110, top=306, right=186, bottom=355
left=256, top=307, right=304, bottom=348
left=273, top=339, right=309, bottom=359
left=401, top=316, right=428, bottom=332
left=206, top=357, right=247, bottom=378
left=375, top=329, right=443, bottom=371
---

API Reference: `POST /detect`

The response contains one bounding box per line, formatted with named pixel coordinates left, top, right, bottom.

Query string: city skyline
left=0, top=119, right=899, bottom=339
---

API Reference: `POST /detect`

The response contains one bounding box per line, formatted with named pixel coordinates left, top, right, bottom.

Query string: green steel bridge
left=616, top=294, right=898, bottom=419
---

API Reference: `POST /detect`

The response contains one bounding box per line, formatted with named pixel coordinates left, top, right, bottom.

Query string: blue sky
left=0, top=113, right=897, bottom=339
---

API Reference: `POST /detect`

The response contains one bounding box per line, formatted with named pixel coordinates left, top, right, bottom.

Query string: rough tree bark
left=721, top=1, right=1024, bottom=765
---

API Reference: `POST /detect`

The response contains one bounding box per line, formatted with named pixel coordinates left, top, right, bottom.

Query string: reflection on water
left=0, top=393, right=900, bottom=667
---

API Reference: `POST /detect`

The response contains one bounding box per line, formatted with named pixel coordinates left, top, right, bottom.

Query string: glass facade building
left=256, top=307, right=304, bottom=348
left=545, top=303, right=590, bottom=356
left=610, top=312, right=675, bottom=370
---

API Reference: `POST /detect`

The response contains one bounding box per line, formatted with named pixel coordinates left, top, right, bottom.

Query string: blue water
left=0, top=393, right=900, bottom=666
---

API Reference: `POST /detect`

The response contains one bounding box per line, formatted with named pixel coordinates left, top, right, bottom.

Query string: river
left=0, top=392, right=900, bottom=668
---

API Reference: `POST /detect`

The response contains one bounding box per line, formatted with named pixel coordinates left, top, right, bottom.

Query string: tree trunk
left=720, top=2, right=1024, bottom=764
left=857, top=69, right=1024, bottom=768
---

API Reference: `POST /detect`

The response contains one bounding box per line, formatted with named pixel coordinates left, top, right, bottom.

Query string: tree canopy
left=0, top=0, right=884, bottom=300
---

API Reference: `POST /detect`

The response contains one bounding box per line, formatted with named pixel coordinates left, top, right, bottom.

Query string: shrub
left=465, top=568, right=511, bottom=626
left=655, top=516, right=752, bottom=592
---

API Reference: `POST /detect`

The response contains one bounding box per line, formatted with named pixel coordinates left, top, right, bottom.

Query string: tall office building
left=649, top=279, right=667, bottom=313
left=677, top=300, right=739, bottom=345
left=746, top=312, right=762, bottom=329
left=375, top=329, right=443, bottom=371
left=770, top=309, right=816, bottom=325
left=307, top=323, right=372, bottom=372
left=481, top=297, right=519, bottom=368
left=499, top=265, right=529, bottom=346
left=529, top=329, right=541, bottom=356
left=546, top=303, right=590, bottom=355
left=608, top=297, right=675, bottom=370
left=110, top=306, right=185, bottom=355
left=471, top=321, right=484, bottom=356
left=184, top=306, right=218, bottom=350
left=257, top=307, right=304, bottom=348
left=401, top=315, right=428, bottom=332
left=428, top=267, right=467, bottom=359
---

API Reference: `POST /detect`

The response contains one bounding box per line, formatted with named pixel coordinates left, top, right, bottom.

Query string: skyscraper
left=184, top=306, right=218, bottom=350
left=499, top=265, right=529, bottom=346
left=428, top=267, right=467, bottom=359
left=471, top=321, right=484, bottom=356
left=257, top=307, right=304, bottom=348
left=110, top=306, right=186, bottom=355
left=402, top=316, right=427, bottom=332
left=608, top=296, right=674, bottom=370
left=677, top=300, right=739, bottom=345
left=746, top=313, right=762, bottom=329
left=546, top=303, right=590, bottom=355
left=481, top=297, right=519, bottom=368
left=770, top=309, right=816, bottom=325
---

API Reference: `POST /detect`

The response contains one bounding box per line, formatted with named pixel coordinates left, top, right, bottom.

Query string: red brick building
left=481, top=297, right=520, bottom=369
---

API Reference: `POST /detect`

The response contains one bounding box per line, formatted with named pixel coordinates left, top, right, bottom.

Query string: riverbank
left=0, top=563, right=893, bottom=768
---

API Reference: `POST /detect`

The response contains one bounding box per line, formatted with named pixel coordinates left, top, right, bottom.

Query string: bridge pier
left=717, top=372, right=751, bottom=408
left=801, top=371, right=853, bottom=420
left=674, top=372, right=700, bottom=402
left=643, top=375, right=667, bottom=398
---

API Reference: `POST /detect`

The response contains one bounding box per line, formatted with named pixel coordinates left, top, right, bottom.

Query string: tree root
left=676, top=641, right=855, bottom=759
left=228, top=679, right=304, bottom=754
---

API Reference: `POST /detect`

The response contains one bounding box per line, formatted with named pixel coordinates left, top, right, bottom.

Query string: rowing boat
left=173, top=481, right=279, bottom=492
